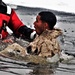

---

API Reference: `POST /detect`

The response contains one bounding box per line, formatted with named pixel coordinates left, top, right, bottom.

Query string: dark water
left=0, top=6, right=75, bottom=75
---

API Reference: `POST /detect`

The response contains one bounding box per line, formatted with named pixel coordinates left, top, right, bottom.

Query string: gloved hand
left=18, top=26, right=36, bottom=41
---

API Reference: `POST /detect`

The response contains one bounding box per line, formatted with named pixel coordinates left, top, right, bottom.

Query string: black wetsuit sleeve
left=18, top=25, right=33, bottom=39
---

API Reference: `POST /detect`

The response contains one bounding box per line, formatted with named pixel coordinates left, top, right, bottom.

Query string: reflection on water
left=0, top=56, right=58, bottom=75
left=30, top=67, right=54, bottom=75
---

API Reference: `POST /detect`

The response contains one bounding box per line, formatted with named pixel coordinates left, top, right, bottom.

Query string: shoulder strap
left=0, top=5, right=12, bottom=15
left=7, top=5, right=12, bottom=15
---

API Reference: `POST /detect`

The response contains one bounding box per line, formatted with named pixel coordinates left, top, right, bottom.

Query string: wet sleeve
left=8, top=9, right=24, bottom=32
left=18, top=25, right=36, bottom=40
left=8, top=9, right=36, bottom=40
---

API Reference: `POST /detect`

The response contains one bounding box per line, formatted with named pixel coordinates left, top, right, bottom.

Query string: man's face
left=33, top=15, right=45, bottom=35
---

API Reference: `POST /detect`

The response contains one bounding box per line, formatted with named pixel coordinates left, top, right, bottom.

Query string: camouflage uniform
left=28, top=28, right=62, bottom=57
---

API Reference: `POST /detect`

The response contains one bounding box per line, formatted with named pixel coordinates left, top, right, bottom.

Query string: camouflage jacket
left=27, top=28, right=62, bottom=57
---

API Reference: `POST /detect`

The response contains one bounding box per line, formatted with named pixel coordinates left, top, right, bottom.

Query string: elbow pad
left=18, top=26, right=36, bottom=40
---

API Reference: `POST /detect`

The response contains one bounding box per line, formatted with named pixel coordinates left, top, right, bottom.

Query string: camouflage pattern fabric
left=27, top=28, right=62, bottom=57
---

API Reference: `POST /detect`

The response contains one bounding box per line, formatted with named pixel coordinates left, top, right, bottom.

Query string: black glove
left=18, top=26, right=36, bottom=41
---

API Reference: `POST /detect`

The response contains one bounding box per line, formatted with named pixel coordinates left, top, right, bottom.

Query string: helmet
left=0, top=0, right=2, bottom=4
left=0, top=0, right=6, bottom=6
left=0, top=0, right=2, bottom=2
